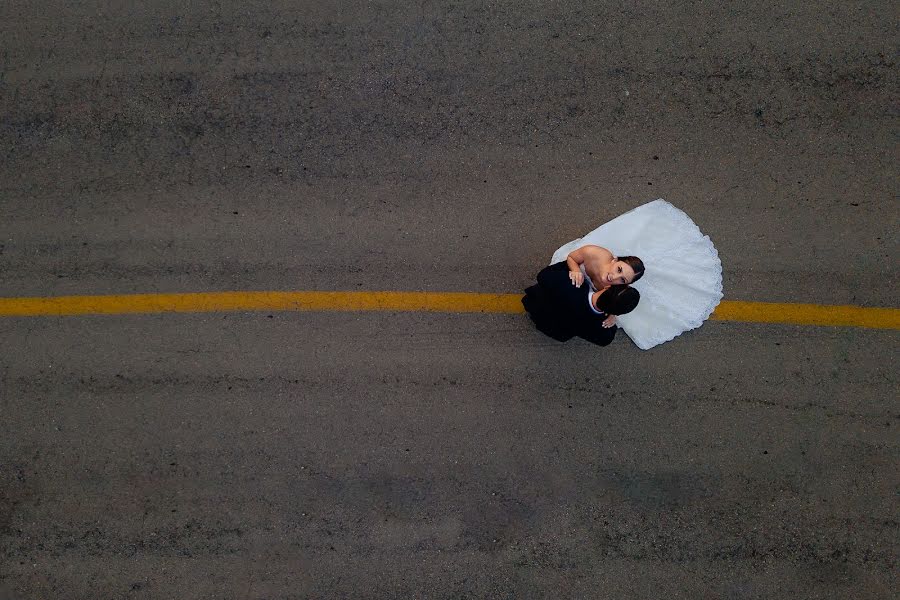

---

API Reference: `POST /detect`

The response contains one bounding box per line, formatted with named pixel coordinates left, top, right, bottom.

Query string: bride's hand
left=602, top=315, right=617, bottom=328
left=569, top=270, right=584, bottom=287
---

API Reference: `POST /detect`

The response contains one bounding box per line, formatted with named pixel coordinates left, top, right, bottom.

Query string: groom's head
left=596, top=285, right=640, bottom=316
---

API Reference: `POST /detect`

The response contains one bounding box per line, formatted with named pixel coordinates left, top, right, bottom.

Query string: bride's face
left=601, top=261, right=636, bottom=285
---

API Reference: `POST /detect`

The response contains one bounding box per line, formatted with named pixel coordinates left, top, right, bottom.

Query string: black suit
left=522, top=261, right=618, bottom=346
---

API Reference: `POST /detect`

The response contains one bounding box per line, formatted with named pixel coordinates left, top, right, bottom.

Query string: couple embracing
left=523, top=199, right=725, bottom=351
left=523, top=245, right=644, bottom=347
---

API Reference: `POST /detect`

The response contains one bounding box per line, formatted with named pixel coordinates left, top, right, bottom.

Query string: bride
left=564, top=244, right=645, bottom=289
left=551, top=199, right=723, bottom=350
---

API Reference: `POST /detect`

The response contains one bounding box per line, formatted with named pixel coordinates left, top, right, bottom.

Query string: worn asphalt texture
left=1, top=2, right=897, bottom=599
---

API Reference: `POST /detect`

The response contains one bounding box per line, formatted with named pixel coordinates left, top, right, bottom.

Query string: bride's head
left=602, top=256, right=645, bottom=285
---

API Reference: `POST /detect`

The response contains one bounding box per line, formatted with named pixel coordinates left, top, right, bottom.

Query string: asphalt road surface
left=1, top=2, right=897, bottom=599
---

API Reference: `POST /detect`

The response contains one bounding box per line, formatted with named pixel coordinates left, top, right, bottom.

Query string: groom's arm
left=536, top=262, right=573, bottom=289
left=537, top=263, right=592, bottom=309
left=578, top=321, right=617, bottom=347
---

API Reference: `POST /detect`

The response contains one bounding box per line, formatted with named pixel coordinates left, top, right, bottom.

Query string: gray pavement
left=1, top=2, right=897, bottom=598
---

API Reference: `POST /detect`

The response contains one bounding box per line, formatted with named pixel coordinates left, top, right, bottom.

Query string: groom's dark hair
left=596, top=285, right=640, bottom=316
left=619, top=256, right=645, bottom=283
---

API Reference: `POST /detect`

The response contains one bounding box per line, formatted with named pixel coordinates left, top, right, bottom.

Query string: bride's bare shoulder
left=580, top=245, right=614, bottom=259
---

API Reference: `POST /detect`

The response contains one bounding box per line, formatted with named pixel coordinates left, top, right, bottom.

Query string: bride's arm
left=567, top=245, right=613, bottom=270
left=565, top=247, right=586, bottom=287
left=565, top=246, right=585, bottom=271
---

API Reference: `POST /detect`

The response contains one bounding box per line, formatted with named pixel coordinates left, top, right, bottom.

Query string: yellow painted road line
left=709, top=301, right=900, bottom=329
left=0, top=291, right=524, bottom=316
left=0, top=292, right=897, bottom=330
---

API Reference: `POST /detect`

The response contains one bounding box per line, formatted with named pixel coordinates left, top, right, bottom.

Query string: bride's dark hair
left=596, top=285, right=640, bottom=316
left=619, top=256, right=645, bottom=283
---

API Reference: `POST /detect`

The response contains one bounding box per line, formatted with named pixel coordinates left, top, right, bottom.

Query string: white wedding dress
left=551, top=199, right=723, bottom=350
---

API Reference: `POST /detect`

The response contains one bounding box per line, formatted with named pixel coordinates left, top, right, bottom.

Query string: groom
left=522, top=262, right=640, bottom=346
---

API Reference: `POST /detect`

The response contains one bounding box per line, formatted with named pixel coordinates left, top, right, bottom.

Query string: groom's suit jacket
left=522, top=262, right=618, bottom=346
